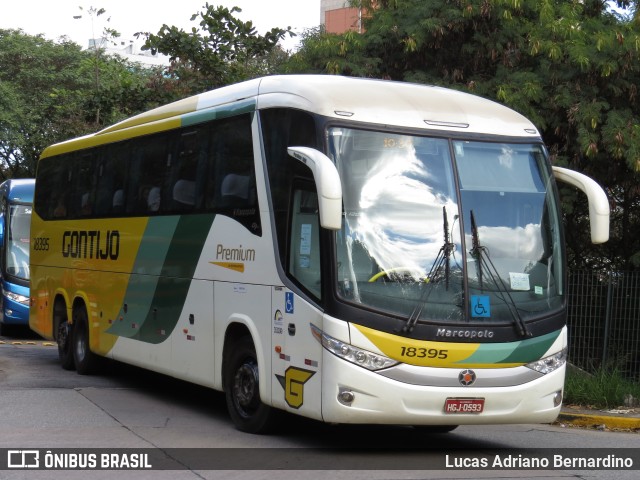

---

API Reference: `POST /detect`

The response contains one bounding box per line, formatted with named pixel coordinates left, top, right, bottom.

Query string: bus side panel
left=270, top=288, right=323, bottom=422
left=107, top=278, right=215, bottom=384
left=192, top=214, right=278, bottom=285
left=109, top=334, right=173, bottom=378
left=213, top=282, right=272, bottom=398
left=29, top=264, right=55, bottom=340
left=171, top=279, right=215, bottom=387
left=29, top=213, right=147, bottom=342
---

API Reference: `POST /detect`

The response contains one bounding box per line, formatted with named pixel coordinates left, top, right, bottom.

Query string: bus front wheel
left=72, top=306, right=100, bottom=375
left=224, top=336, right=275, bottom=434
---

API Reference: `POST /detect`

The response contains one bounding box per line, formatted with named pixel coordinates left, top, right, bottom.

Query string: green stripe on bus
left=181, top=99, right=256, bottom=127
left=134, top=213, right=215, bottom=344
left=108, top=214, right=215, bottom=344
left=462, top=329, right=561, bottom=365
left=133, top=216, right=180, bottom=275
left=107, top=217, right=179, bottom=338
left=498, top=329, right=561, bottom=364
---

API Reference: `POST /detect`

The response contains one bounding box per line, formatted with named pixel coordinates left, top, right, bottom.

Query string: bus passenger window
left=132, top=134, right=171, bottom=215
left=171, top=129, right=204, bottom=213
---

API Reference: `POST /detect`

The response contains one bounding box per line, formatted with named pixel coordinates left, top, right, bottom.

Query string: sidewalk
left=558, top=405, right=640, bottom=431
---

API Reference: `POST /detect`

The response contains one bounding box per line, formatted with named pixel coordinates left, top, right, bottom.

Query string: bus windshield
left=5, top=204, right=31, bottom=281
left=330, top=127, right=563, bottom=326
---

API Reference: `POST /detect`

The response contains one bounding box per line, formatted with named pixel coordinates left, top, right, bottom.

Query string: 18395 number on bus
left=399, top=346, right=448, bottom=359
left=33, top=237, right=50, bottom=251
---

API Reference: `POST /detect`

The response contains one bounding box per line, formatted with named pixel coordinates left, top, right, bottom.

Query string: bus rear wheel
left=57, top=320, right=75, bottom=370
left=224, top=336, right=275, bottom=434
left=55, top=300, right=75, bottom=370
left=72, top=306, right=100, bottom=375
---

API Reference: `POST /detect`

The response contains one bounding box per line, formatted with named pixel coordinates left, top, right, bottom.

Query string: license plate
left=444, top=398, right=485, bottom=414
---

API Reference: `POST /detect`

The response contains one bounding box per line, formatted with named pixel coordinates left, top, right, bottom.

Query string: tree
left=0, top=29, right=178, bottom=178
left=137, top=3, right=293, bottom=94
left=73, top=6, right=121, bottom=125
left=0, top=30, right=92, bottom=177
left=287, top=0, right=640, bottom=271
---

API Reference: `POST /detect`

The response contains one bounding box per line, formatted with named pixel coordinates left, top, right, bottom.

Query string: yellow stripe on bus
left=354, top=324, right=481, bottom=367
left=210, top=262, right=245, bottom=273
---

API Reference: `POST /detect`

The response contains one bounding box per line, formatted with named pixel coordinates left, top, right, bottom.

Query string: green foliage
left=1, top=4, right=297, bottom=178
left=283, top=27, right=377, bottom=76
left=0, top=30, right=91, bottom=177
left=564, top=364, right=640, bottom=409
left=0, top=28, right=178, bottom=178
left=137, top=3, right=293, bottom=93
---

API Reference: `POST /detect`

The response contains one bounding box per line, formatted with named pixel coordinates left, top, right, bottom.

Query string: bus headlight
left=525, top=348, right=568, bottom=375
left=4, top=291, right=29, bottom=306
left=311, top=324, right=398, bottom=371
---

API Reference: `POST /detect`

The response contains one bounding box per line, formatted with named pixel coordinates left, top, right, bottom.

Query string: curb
left=558, top=412, right=640, bottom=431
left=0, top=340, right=56, bottom=347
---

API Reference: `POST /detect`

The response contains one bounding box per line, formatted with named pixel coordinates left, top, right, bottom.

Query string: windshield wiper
left=469, top=210, right=531, bottom=338
left=399, top=206, right=455, bottom=334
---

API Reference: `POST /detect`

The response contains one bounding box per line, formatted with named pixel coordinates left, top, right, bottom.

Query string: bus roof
left=0, top=179, right=35, bottom=203
left=42, top=75, right=540, bottom=158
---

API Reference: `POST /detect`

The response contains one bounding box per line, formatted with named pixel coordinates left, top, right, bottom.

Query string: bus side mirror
left=287, top=147, right=343, bottom=231
left=0, top=212, right=4, bottom=247
left=552, top=166, right=610, bottom=244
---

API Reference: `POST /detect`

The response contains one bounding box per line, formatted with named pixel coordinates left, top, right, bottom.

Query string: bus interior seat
left=173, top=179, right=196, bottom=206
left=147, top=186, right=161, bottom=212
left=112, top=189, right=124, bottom=213
left=220, top=173, right=251, bottom=207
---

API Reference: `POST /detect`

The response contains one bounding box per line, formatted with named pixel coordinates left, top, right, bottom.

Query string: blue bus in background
left=0, top=179, right=34, bottom=336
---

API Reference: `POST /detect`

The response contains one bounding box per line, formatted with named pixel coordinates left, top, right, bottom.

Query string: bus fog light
left=338, top=388, right=355, bottom=406
left=553, top=390, right=563, bottom=407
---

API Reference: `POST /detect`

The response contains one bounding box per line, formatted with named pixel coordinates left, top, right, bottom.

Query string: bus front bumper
left=1, top=295, right=30, bottom=326
left=321, top=350, right=564, bottom=426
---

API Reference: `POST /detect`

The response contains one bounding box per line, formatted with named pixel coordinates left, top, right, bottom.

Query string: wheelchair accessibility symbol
left=285, top=292, right=294, bottom=314
left=471, top=295, right=490, bottom=318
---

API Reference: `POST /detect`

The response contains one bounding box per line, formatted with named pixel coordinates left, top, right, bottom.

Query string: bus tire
left=57, top=320, right=75, bottom=370
left=224, top=336, right=275, bottom=434
left=55, top=300, right=75, bottom=370
left=72, top=306, right=100, bottom=375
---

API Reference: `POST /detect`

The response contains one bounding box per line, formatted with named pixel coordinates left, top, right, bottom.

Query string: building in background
left=88, top=38, right=169, bottom=66
left=321, top=0, right=364, bottom=33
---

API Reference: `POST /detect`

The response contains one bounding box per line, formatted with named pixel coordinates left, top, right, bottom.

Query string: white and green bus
left=30, top=75, right=609, bottom=433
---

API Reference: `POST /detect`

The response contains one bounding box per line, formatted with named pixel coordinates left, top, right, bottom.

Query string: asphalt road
left=0, top=328, right=638, bottom=480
